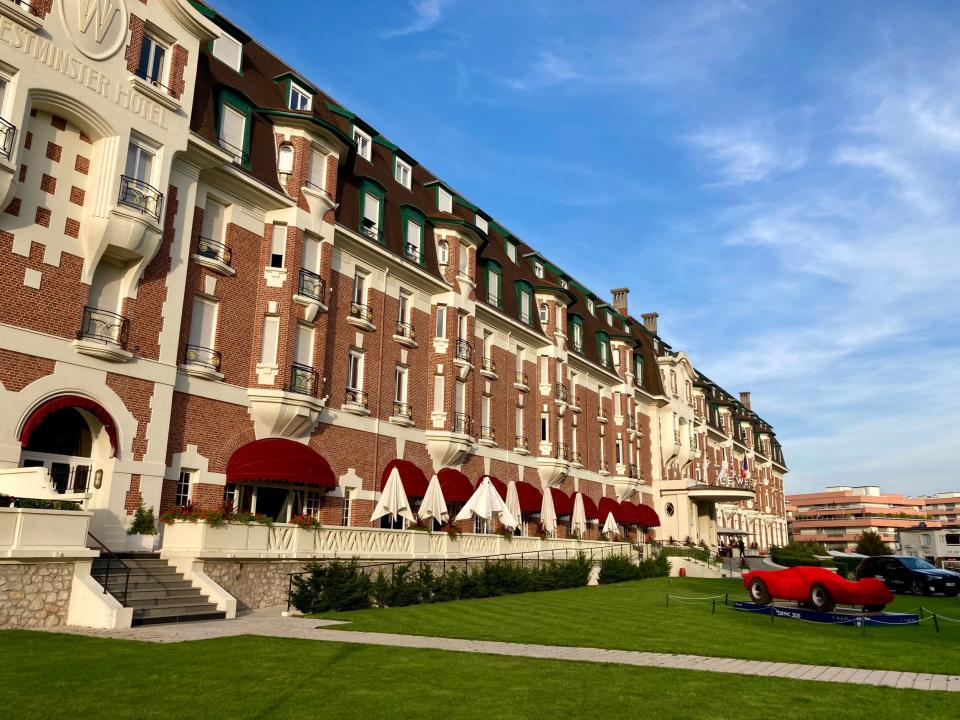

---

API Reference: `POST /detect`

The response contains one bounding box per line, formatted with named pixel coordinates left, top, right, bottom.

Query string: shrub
left=7, top=497, right=82, bottom=511
left=599, top=552, right=670, bottom=583
left=289, top=559, right=373, bottom=613
left=855, top=530, right=892, bottom=556
left=127, top=504, right=157, bottom=535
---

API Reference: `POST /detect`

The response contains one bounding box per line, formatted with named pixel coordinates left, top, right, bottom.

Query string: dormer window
left=597, top=333, right=610, bottom=367
left=137, top=33, right=168, bottom=89
left=401, top=207, right=425, bottom=265
left=277, top=143, right=294, bottom=174
left=586, top=298, right=595, bottom=314
left=212, top=34, right=243, bottom=72
left=354, top=127, right=371, bottom=161
left=505, top=241, right=517, bottom=263
left=289, top=82, right=312, bottom=111
left=559, top=277, right=568, bottom=289
left=486, top=261, right=501, bottom=307
left=395, top=157, right=412, bottom=189
left=516, top=282, right=533, bottom=325
left=605, top=311, right=614, bottom=327
left=570, top=315, right=583, bottom=353
left=533, top=261, right=544, bottom=278
left=476, top=215, right=488, bottom=234
left=438, top=187, right=453, bottom=213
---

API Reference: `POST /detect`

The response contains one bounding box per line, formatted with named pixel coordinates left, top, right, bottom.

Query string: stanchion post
left=666, top=594, right=670, bottom=608
left=724, top=592, right=729, bottom=606
left=712, top=598, right=716, bottom=615
left=933, top=614, right=940, bottom=634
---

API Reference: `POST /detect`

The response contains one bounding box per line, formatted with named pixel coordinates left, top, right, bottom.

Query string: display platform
left=734, top=601, right=920, bottom=626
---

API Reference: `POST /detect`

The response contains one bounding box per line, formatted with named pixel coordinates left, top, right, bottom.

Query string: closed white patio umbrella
left=602, top=511, right=619, bottom=537
left=571, top=492, right=588, bottom=538
left=418, top=473, right=448, bottom=524
left=505, top=480, right=522, bottom=530
left=540, top=484, right=557, bottom=535
left=370, top=467, right=415, bottom=525
left=455, top=477, right=518, bottom=529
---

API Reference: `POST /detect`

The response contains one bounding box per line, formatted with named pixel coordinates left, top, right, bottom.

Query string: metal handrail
left=0, top=116, right=16, bottom=159
left=451, top=412, right=471, bottom=435
left=554, top=383, right=568, bottom=402
left=403, top=244, right=422, bottom=264
left=392, top=401, right=412, bottom=419
left=218, top=137, right=248, bottom=164
left=395, top=321, right=415, bottom=340
left=515, top=435, right=528, bottom=450
left=481, top=356, right=496, bottom=373
left=118, top=175, right=163, bottom=221
left=455, top=338, right=472, bottom=362
left=303, top=180, right=334, bottom=202
left=298, top=268, right=324, bottom=301
left=185, top=344, right=221, bottom=371
left=196, top=235, right=232, bottom=266
left=350, top=302, right=373, bottom=322
left=480, top=425, right=495, bottom=442
left=87, top=532, right=131, bottom=606
left=346, top=387, right=368, bottom=407
left=78, top=306, right=129, bottom=348
left=555, top=442, right=569, bottom=460
left=133, top=68, right=171, bottom=94
left=359, top=221, right=384, bottom=242
left=288, top=362, right=319, bottom=397
left=515, top=371, right=528, bottom=387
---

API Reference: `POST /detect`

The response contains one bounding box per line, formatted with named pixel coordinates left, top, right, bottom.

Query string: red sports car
left=743, top=566, right=893, bottom=612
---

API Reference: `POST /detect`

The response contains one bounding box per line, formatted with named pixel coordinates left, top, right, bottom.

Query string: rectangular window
left=435, top=304, right=447, bottom=338
left=458, top=244, right=469, bottom=275
left=433, top=375, right=444, bottom=413
left=438, top=187, right=453, bottom=213
left=295, top=323, right=314, bottom=367
left=483, top=331, right=493, bottom=361
left=308, top=148, right=325, bottom=189
left=559, top=278, right=568, bottom=289
left=188, top=296, right=218, bottom=350
left=201, top=198, right=226, bottom=242
left=405, top=219, right=422, bottom=261
left=481, top=395, right=490, bottom=428
left=270, top=224, right=287, bottom=268
left=219, top=104, right=246, bottom=162
left=533, top=261, right=544, bottom=278
left=540, top=413, right=549, bottom=443
left=347, top=350, right=364, bottom=391
left=362, top=192, right=380, bottom=237
left=515, top=407, right=524, bottom=437
left=354, top=128, right=371, bottom=161
left=398, top=289, right=412, bottom=325
left=175, top=470, right=192, bottom=507
left=586, top=298, right=595, bottom=314
left=304, top=491, right=321, bottom=518
left=301, top=235, right=320, bottom=273
left=476, top=215, right=488, bottom=234
left=506, top=242, right=517, bottom=263
left=487, top=267, right=500, bottom=306
left=290, top=82, right=312, bottom=111
left=260, top=316, right=279, bottom=365
left=615, top=438, right=622, bottom=465
left=572, top=322, right=583, bottom=352
left=341, top=491, right=352, bottom=526
left=539, top=303, right=549, bottom=324
left=454, top=380, right=466, bottom=414
left=212, top=34, right=243, bottom=71
left=124, top=140, right=154, bottom=184
left=352, top=270, right=368, bottom=306
left=394, top=365, right=409, bottom=404
left=395, top=157, right=412, bottom=188
left=137, top=34, right=167, bottom=86
left=599, top=341, right=609, bottom=366
left=519, top=288, right=531, bottom=324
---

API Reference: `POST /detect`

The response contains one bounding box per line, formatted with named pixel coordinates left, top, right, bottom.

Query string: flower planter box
left=0, top=507, right=97, bottom=558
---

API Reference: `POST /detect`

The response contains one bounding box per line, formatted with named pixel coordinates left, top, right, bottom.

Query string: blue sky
left=216, top=0, right=960, bottom=496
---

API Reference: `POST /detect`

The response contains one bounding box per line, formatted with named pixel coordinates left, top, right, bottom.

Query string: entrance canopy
left=226, top=438, right=335, bottom=488
left=19, top=395, right=118, bottom=456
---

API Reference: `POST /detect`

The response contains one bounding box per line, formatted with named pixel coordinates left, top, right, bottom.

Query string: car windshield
left=899, top=557, right=937, bottom=570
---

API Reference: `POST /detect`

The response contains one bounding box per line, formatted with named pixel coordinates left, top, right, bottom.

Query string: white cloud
left=687, top=126, right=807, bottom=185
left=381, top=0, right=453, bottom=39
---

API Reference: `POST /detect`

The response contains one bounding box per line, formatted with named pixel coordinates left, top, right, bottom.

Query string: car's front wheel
left=748, top=578, right=772, bottom=605
left=809, top=583, right=836, bottom=612
left=910, top=579, right=928, bottom=596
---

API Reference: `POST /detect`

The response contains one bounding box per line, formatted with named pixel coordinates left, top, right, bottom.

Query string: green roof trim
left=453, top=195, right=479, bottom=212
left=189, top=0, right=216, bottom=18
left=326, top=102, right=355, bottom=119
left=373, top=135, right=399, bottom=151
left=489, top=221, right=509, bottom=237
left=427, top=215, right=487, bottom=239
left=256, top=109, right=354, bottom=148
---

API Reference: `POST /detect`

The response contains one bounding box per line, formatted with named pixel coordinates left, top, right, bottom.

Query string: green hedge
left=0, top=497, right=82, bottom=511
left=661, top=546, right=711, bottom=563
left=598, top=553, right=670, bottom=583
left=770, top=552, right=837, bottom=569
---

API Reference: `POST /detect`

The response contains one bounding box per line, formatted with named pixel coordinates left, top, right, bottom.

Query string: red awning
left=438, top=468, right=474, bottom=503
left=226, top=438, right=336, bottom=489
left=579, top=493, right=599, bottom=520
left=19, top=394, right=118, bottom=456
left=636, top=503, right=661, bottom=528
left=514, top=481, right=543, bottom=513
left=382, top=459, right=428, bottom=497
left=480, top=475, right=507, bottom=498
left=550, top=487, right=573, bottom=516
left=597, top=497, right=624, bottom=523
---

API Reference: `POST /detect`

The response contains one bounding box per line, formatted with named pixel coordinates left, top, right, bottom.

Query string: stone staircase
left=91, top=555, right=226, bottom=626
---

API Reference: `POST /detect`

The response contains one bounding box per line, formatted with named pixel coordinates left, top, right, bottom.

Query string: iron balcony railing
left=403, top=244, right=422, bottom=264
left=455, top=338, right=472, bottom=362
left=43, top=463, right=91, bottom=494
left=350, top=302, right=373, bottom=323
left=218, top=137, right=248, bottom=164
left=570, top=394, right=580, bottom=409
left=359, top=221, right=384, bottom=242
left=481, top=356, right=496, bottom=373
left=626, top=416, right=636, bottom=430
left=346, top=387, right=368, bottom=407
left=118, top=175, right=163, bottom=221
left=0, top=117, right=16, bottom=160
left=555, top=443, right=569, bottom=461
left=303, top=180, right=334, bottom=202
left=598, top=408, right=608, bottom=420
left=288, top=363, right=319, bottom=397
left=515, top=371, right=528, bottom=387
left=184, top=344, right=221, bottom=372
left=392, top=401, right=412, bottom=419
left=515, top=435, right=528, bottom=451
left=451, top=412, right=471, bottom=435
left=298, top=268, right=324, bottom=301
left=78, top=306, right=129, bottom=348
left=395, top=321, right=415, bottom=340
left=554, top=383, right=568, bottom=402
left=133, top=68, right=172, bottom=95
left=571, top=451, right=583, bottom=465
left=480, top=426, right=495, bottom=443
left=628, top=464, right=638, bottom=478
left=196, top=236, right=232, bottom=267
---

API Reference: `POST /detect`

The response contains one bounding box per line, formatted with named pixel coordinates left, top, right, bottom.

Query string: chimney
left=611, top=288, right=629, bottom=316
left=641, top=312, right=658, bottom=334
left=739, top=391, right=751, bottom=409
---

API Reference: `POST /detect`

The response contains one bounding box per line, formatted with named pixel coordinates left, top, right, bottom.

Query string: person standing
left=737, top=538, right=746, bottom=559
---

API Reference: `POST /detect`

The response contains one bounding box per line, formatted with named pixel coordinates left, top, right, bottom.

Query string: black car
left=855, top=555, right=960, bottom=596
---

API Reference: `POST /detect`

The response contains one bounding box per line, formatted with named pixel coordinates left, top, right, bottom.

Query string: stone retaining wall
left=0, top=561, right=74, bottom=628
left=202, top=560, right=311, bottom=611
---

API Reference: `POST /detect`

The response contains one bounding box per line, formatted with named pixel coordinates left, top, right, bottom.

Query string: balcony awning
left=550, top=487, right=573, bottom=517
left=636, top=503, right=661, bottom=528
left=382, top=459, right=428, bottom=497
left=19, top=394, right=118, bottom=456
left=514, top=481, right=543, bottom=513
left=226, top=438, right=335, bottom=488
left=438, top=468, right=474, bottom=503
left=479, top=475, right=507, bottom=499
left=579, top=493, right=599, bottom=520
left=597, top=497, right=625, bottom=523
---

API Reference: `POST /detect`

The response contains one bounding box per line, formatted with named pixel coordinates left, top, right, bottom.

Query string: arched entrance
left=18, top=395, right=118, bottom=495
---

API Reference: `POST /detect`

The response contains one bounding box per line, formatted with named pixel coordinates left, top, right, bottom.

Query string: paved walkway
left=40, top=608, right=960, bottom=693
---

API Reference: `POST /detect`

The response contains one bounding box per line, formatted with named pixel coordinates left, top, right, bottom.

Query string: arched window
left=277, top=143, right=294, bottom=174
left=438, top=240, right=449, bottom=265
left=539, top=302, right=548, bottom=324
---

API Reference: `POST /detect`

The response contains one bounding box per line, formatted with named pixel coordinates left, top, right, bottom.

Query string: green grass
left=315, top=577, right=960, bottom=675
left=0, top=631, right=955, bottom=719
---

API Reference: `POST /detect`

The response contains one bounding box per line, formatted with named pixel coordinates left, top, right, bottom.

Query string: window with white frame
left=398, top=289, right=412, bottom=326
left=342, top=491, right=352, bottom=526
left=361, top=191, right=381, bottom=238
left=486, top=264, right=500, bottom=306
left=305, top=491, right=321, bottom=518
left=188, top=296, right=218, bottom=352
left=435, top=304, right=447, bottom=338
left=223, top=484, right=237, bottom=511
left=260, top=316, right=279, bottom=365
left=476, top=215, right=488, bottom=234
left=437, top=240, right=448, bottom=265
left=302, top=235, right=320, bottom=274
left=533, top=261, right=544, bottom=278
left=539, top=303, right=549, bottom=325
left=559, top=277, right=568, bottom=289
left=506, top=242, right=517, bottom=263
left=405, top=218, right=422, bottom=261
left=308, top=148, right=326, bottom=190
left=270, top=224, right=286, bottom=268
left=175, top=470, right=192, bottom=507
left=219, top=104, right=246, bottom=162
left=212, top=34, right=243, bottom=71
left=586, top=298, right=595, bottom=314
left=615, top=437, right=623, bottom=465
left=354, top=127, right=371, bottom=161
left=394, top=157, right=412, bottom=189
left=394, top=365, right=408, bottom=404
left=289, top=82, right=312, bottom=111
left=347, top=349, right=364, bottom=392
left=352, top=270, right=368, bottom=307
left=295, top=323, right=314, bottom=368
left=438, top=187, right=453, bottom=213
left=518, top=286, right=532, bottom=324
left=124, top=139, right=155, bottom=184
left=201, top=198, right=227, bottom=242
left=572, top=321, right=583, bottom=352
left=137, top=32, right=167, bottom=87
left=277, top=143, right=294, bottom=174
left=540, top=413, right=549, bottom=443
left=599, top=340, right=609, bottom=366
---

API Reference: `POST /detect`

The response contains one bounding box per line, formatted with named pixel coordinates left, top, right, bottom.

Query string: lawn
left=315, top=576, right=960, bottom=675
left=0, top=631, right=955, bottom=719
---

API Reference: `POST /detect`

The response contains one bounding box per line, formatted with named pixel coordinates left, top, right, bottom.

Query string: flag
left=741, top=456, right=749, bottom=480
left=716, top=463, right=728, bottom=487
